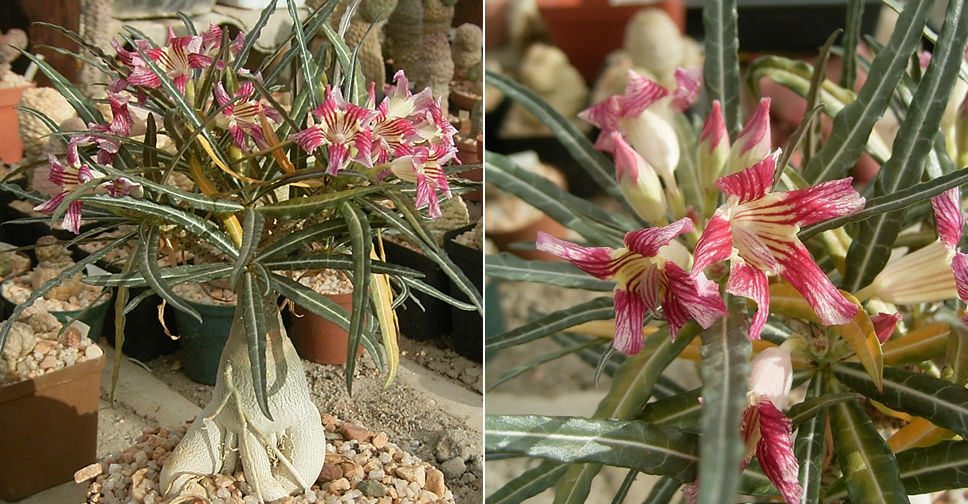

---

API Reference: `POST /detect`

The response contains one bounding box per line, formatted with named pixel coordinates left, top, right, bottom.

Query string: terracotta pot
left=456, top=134, right=483, bottom=202
left=0, top=84, right=35, bottom=164
left=537, top=0, right=685, bottom=83
left=0, top=353, right=105, bottom=500
left=289, top=292, right=361, bottom=365
left=488, top=214, right=572, bottom=262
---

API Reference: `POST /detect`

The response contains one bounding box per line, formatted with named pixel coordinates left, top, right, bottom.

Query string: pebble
left=435, top=431, right=470, bottom=462
left=372, top=431, right=388, bottom=449
left=425, top=467, right=446, bottom=497
left=440, top=457, right=466, bottom=480
left=357, top=479, right=386, bottom=498
left=317, top=463, right=342, bottom=483
left=340, top=422, right=372, bottom=443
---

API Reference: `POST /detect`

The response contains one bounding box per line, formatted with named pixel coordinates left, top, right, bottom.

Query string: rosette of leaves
left=484, top=0, right=968, bottom=503
left=0, top=0, right=480, bottom=501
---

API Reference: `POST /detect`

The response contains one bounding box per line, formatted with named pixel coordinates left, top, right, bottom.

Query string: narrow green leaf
left=702, top=0, right=741, bottom=135
left=555, top=324, right=701, bottom=504
left=255, top=186, right=383, bottom=218
left=834, top=363, right=968, bottom=439
left=841, top=0, right=865, bottom=91
left=240, top=271, right=272, bottom=421
left=265, top=255, right=422, bottom=278
left=640, top=388, right=703, bottom=430
left=844, top=0, right=968, bottom=291
left=487, top=460, right=568, bottom=504
left=340, top=201, right=371, bottom=394
left=83, top=194, right=239, bottom=259
left=787, top=391, right=862, bottom=427
left=270, top=273, right=350, bottom=330
left=399, top=276, right=477, bottom=311
left=887, top=440, right=968, bottom=494
left=881, top=0, right=968, bottom=82
left=486, top=152, right=624, bottom=246
left=485, top=71, right=626, bottom=204
left=19, top=51, right=101, bottom=124
left=256, top=220, right=345, bottom=261
left=486, top=415, right=699, bottom=482
left=946, top=319, right=968, bottom=385
left=288, top=0, right=320, bottom=108
left=802, top=0, right=932, bottom=183
left=698, top=300, right=751, bottom=504
left=795, top=374, right=829, bottom=504
left=643, top=476, right=682, bottom=504
left=139, top=224, right=202, bottom=323
left=84, top=263, right=233, bottom=287
left=485, top=297, right=615, bottom=352
left=232, top=0, right=279, bottom=71
left=552, top=333, right=625, bottom=378
left=610, top=469, right=639, bottom=504
left=485, top=253, right=614, bottom=291
left=231, top=209, right=265, bottom=288
left=829, top=380, right=909, bottom=504
left=321, top=23, right=366, bottom=104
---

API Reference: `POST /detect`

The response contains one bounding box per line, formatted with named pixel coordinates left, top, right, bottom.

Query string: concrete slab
left=397, top=359, right=482, bottom=432
left=101, top=349, right=201, bottom=429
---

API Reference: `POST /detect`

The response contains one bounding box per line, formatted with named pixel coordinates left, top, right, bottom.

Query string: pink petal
left=726, top=259, right=769, bottom=340
left=229, top=125, right=247, bottom=150
left=778, top=177, right=865, bottom=228
left=326, top=143, right=350, bottom=175
left=202, top=23, right=222, bottom=50
left=33, top=191, right=66, bottom=214
left=621, top=70, right=669, bottom=117
left=953, top=251, right=968, bottom=303
left=755, top=400, right=803, bottom=504
left=624, top=218, right=693, bottom=257
left=692, top=215, right=733, bottom=273
left=107, top=94, right=132, bottom=136
left=778, top=243, right=857, bottom=326
left=535, top=233, right=616, bottom=280
left=871, top=312, right=901, bottom=344
left=699, top=100, right=728, bottom=151
left=414, top=173, right=441, bottom=218
left=730, top=97, right=772, bottom=165
left=126, top=67, right=161, bottom=88
left=289, top=127, right=325, bottom=153
left=578, top=96, right=623, bottom=140
left=932, top=187, right=964, bottom=249
left=188, top=53, right=212, bottom=69
left=62, top=200, right=84, bottom=234
left=613, top=287, right=648, bottom=355
left=715, top=151, right=776, bottom=203
left=66, top=142, right=81, bottom=167
left=663, top=261, right=727, bottom=337
left=173, top=74, right=189, bottom=94
left=671, top=67, right=701, bottom=112
left=214, top=82, right=231, bottom=107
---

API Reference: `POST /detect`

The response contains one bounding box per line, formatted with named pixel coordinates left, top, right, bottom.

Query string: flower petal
left=726, top=259, right=770, bottom=340
left=755, top=400, right=803, bottom=504
left=715, top=151, right=776, bottom=203
left=33, top=191, right=66, bottom=215
left=61, top=200, right=84, bottom=234
left=671, top=67, right=701, bottom=112
left=748, top=347, right=793, bottom=406
left=726, top=98, right=772, bottom=175
left=779, top=177, right=866, bottom=228
left=871, top=312, right=901, bottom=344
left=778, top=242, right=858, bottom=326
left=692, top=215, right=733, bottom=273
left=621, top=70, right=669, bottom=117
left=613, top=286, right=649, bottom=355
left=953, top=250, right=968, bottom=304
left=613, top=133, right=666, bottom=224
left=289, top=126, right=325, bottom=153
left=932, top=187, right=964, bottom=249
left=535, top=233, right=616, bottom=280
left=664, top=261, right=727, bottom=337
left=624, top=218, right=693, bottom=257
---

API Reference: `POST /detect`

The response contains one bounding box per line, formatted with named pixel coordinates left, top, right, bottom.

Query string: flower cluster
left=289, top=71, right=459, bottom=218
left=34, top=27, right=460, bottom=233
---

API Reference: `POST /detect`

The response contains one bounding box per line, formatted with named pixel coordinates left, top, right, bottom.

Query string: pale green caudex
left=0, top=0, right=480, bottom=502
left=485, top=0, right=968, bottom=503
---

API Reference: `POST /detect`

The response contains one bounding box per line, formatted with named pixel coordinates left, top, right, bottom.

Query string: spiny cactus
left=386, top=0, right=454, bottom=115
left=78, top=0, right=121, bottom=94
left=452, top=23, right=482, bottom=82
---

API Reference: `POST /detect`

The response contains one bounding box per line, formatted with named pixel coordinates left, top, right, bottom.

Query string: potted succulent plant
left=485, top=1, right=968, bottom=504
left=0, top=0, right=480, bottom=501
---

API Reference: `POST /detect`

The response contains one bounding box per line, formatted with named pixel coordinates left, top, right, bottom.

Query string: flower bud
left=698, top=101, right=730, bottom=195
left=619, top=108, right=680, bottom=182
left=859, top=240, right=958, bottom=304
left=612, top=132, right=667, bottom=224
left=726, top=98, right=772, bottom=175
left=748, top=347, right=793, bottom=408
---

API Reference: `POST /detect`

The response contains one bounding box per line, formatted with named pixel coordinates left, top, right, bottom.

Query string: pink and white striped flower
left=389, top=143, right=454, bottom=218
left=289, top=86, right=376, bottom=175
left=932, top=188, right=968, bottom=310
left=742, top=347, right=802, bottom=504
left=611, top=131, right=666, bottom=225
left=536, top=218, right=727, bottom=354
left=214, top=81, right=282, bottom=152
left=33, top=143, right=104, bottom=234
left=579, top=68, right=699, bottom=182
left=698, top=100, right=730, bottom=197
left=692, top=150, right=865, bottom=340
left=724, top=98, right=773, bottom=176
left=71, top=93, right=133, bottom=165
left=113, top=27, right=214, bottom=93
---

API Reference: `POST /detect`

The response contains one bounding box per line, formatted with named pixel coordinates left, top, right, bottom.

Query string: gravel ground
left=145, top=336, right=483, bottom=504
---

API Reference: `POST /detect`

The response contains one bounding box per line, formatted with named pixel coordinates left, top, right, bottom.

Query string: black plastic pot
left=101, top=287, right=179, bottom=362
left=382, top=240, right=453, bottom=342
left=443, top=224, right=482, bottom=362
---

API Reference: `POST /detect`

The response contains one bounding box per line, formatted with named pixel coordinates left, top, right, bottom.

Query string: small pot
left=443, top=224, right=482, bottom=362
left=171, top=297, right=235, bottom=385
left=0, top=84, right=34, bottom=165
left=0, top=353, right=105, bottom=500
left=289, top=292, right=361, bottom=365
left=104, top=287, right=179, bottom=362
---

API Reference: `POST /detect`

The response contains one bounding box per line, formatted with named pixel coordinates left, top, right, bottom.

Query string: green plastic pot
left=171, top=297, right=235, bottom=385
left=0, top=279, right=112, bottom=339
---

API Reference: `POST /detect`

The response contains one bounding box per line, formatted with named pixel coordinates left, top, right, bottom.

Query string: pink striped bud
left=726, top=98, right=772, bottom=175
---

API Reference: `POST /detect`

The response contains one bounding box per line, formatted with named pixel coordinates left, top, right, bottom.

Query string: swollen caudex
left=159, top=307, right=325, bottom=503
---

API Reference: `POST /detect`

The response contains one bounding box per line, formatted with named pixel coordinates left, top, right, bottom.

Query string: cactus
left=78, top=0, right=121, bottom=94
left=386, top=0, right=454, bottom=115
left=0, top=29, right=28, bottom=82
left=452, top=23, right=482, bottom=81
left=326, top=0, right=398, bottom=86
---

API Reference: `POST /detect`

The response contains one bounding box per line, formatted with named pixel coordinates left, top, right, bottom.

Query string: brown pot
left=488, top=214, right=572, bottom=262
left=0, top=353, right=105, bottom=500
left=0, top=84, right=35, bottom=164
left=537, top=0, right=685, bottom=83
left=456, top=134, right=483, bottom=202
left=289, top=293, right=361, bottom=364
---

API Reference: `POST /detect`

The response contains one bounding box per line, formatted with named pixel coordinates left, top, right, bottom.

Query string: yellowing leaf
left=768, top=283, right=821, bottom=323
left=370, top=235, right=399, bottom=388
left=833, top=292, right=884, bottom=392
left=888, top=417, right=955, bottom=452
left=882, top=322, right=949, bottom=366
